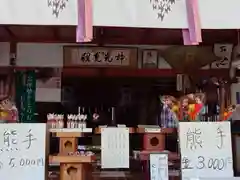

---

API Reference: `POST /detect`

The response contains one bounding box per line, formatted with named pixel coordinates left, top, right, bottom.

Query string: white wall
left=16, top=43, right=66, bottom=102
left=17, top=43, right=64, bottom=67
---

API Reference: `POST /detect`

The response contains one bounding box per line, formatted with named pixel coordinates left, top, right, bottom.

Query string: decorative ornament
left=48, top=0, right=69, bottom=18
left=149, top=0, right=176, bottom=21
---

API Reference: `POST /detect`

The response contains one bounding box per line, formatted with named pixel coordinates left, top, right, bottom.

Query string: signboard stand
left=136, top=127, right=177, bottom=180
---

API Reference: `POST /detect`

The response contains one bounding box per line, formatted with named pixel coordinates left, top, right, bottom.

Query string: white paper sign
left=101, top=127, right=129, bottom=168
left=0, top=123, right=47, bottom=180
left=212, top=44, right=233, bottom=69
left=150, top=153, right=169, bottom=180
left=179, top=122, right=233, bottom=178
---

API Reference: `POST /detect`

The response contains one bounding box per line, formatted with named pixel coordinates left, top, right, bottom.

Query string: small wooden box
left=60, top=163, right=84, bottom=180
left=137, top=128, right=175, bottom=151
left=59, top=138, right=78, bottom=154
left=143, top=133, right=165, bottom=151
left=49, top=129, right=85, bottom=154
left=50, top=155, right=95, bottom=180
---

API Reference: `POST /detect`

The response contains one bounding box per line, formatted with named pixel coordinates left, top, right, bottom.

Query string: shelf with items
left=49, top=128, right=93, bottom=156
left=138, top=150, right=179, bottom=161
left=49, top=128, right=95, bottom=180
left=49, top=154, right=95, bottom=164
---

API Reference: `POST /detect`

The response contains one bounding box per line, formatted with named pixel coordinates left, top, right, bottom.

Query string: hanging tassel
left=76, top=0, right=93, bottom=42
left=182, top=0, right=202, bottom=45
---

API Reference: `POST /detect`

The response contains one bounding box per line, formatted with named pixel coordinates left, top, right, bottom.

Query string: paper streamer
left=84, top=0, right=93, bottom=42
left=76, top=0, right=93, bottom=42
left=183, top=0, right=202, bottom=45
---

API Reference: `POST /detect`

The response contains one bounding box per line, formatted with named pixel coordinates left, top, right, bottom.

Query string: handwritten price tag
left=145, top=128, right=161, bottom=133
left=179, top=122, right=233, bottom=178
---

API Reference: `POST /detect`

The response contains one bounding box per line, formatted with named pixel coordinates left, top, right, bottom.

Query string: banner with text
left=15, top=70, right=36, bottom=123
left=1, top=0, right=240, bottom=29
left=0, top=0, right=77, bottom=25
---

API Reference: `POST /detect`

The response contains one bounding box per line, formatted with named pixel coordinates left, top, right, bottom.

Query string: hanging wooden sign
left=212, top=44, right=233, bottom=69
left=64, top=46, right=137, bottom=68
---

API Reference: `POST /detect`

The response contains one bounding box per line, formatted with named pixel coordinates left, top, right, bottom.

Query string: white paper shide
left=101, top=127, right=129, bottom=168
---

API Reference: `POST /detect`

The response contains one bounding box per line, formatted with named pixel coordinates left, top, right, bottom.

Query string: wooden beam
left=51, top=27, right=61, bottom=41
left=4, top=27, right=17, bottom=40
left=0, top=27, right=237, bottom=45
left=62, top=68, right=229, bottom=78
left=62, top=68, right=178, bottom=77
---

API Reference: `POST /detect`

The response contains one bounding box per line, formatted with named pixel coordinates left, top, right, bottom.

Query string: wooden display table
left=138, top=151, right=180, bottom=180
left=137, top=127, right=175, bottom=151
left=50, top=154, right=95, bottom=180
left=139, top=151, right=179, bottom=161
left=49, top=128, right=93, bottom=180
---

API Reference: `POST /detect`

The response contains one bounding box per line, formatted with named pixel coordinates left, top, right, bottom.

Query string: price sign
left=0, top=123, right=46, bottom=180
left=179, top=122, right=233, bottom=178
left=150, top=153, right=168, bottom=180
